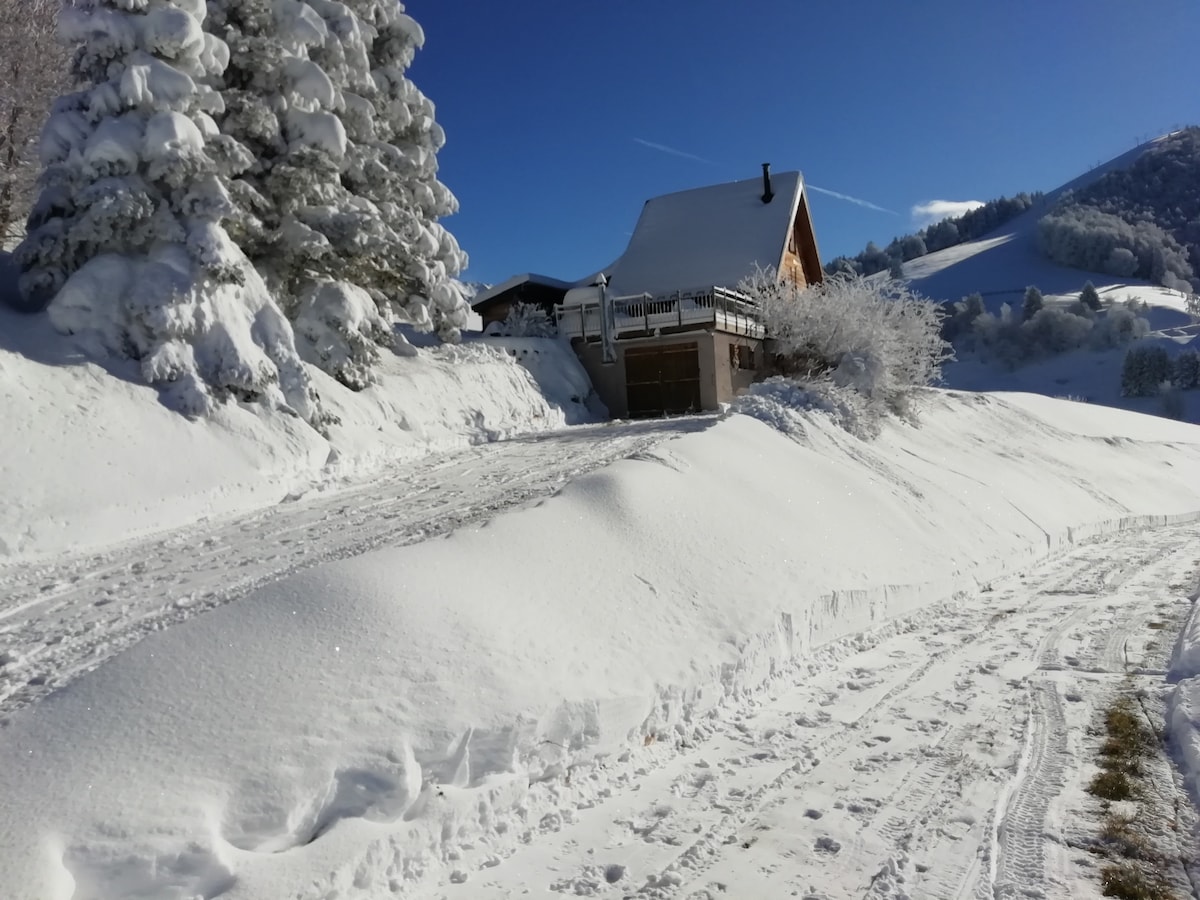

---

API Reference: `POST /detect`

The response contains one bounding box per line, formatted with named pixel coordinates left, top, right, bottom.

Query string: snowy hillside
left=874, top=137, right=1198, bottom=420
left=0, top=289, right=599, bottom=561
left=2, top=390, right=1199, bottom=899
left=903, top=137, right=1190, bottom=320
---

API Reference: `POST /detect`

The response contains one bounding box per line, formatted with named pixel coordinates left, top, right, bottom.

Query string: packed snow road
left=0, top=417, right=714, bottom=717
left=412, top=521, right=1200, bottom=900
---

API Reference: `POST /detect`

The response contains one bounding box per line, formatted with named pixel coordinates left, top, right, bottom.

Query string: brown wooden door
left=624, top=343, right=701, bottom=417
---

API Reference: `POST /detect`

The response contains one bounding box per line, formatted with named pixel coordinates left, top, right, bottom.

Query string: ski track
left=409, top=522, right=1200, bottom=900
left=2, top=419, right=1199, bottom=898
left=0, top=418, right=713, bottom=717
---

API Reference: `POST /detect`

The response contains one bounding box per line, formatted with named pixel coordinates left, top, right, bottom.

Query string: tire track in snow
left=391, top=521, right=1200, bottom=900
left=0, top=418, right=712, bottom=716
left=990, top=681, right=1068, bottom=900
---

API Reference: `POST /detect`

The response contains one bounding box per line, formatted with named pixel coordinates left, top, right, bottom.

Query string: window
left=729, top=344, right=756, bottom=370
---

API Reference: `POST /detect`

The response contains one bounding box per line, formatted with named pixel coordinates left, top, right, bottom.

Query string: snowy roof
left=471, top=273, right=575, bottom=309
left=606, top=171, right=805, bottom=297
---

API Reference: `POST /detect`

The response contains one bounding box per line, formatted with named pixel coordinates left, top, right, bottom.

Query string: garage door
left=624, top=342, right=701, bottom=418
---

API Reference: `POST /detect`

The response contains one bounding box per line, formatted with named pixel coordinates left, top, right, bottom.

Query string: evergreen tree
left=1021, top=285, right=1044, bottom=321
left=1079, top=280, right=1101, bottom=311
left=204, top=0, right=468, bottom=387
left=1121, top=344, right=1171, bottom=396
left=304, top=0, right=468, bottom=340
left=204, top=0, right=395, bottom=388
left=1173, top=348, right=1200, bottom=390
left=14, top=0, right=323, bottom=421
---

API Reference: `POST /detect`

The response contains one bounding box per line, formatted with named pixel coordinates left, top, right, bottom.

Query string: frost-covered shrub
left=1089, top=304, right=1149, bottom=349
left=742, top=270, right=951, bottom=418
left=495, top=301, right=555, bottom=338
left=1021, top=306, right=1094, bottom=356
left=968, top=299, right=1147, bottom=367
left=1038, top=205, right=1194, bottom=287
left=13, top=0, right=323, bottom=422
left=1080, top=281, right=1102, bottom=311
left=1174, top=349, right=1200, bottom=390
left=731, top=376, right=879, bottom=440
left=1121, top=344, right=1171, bottom=397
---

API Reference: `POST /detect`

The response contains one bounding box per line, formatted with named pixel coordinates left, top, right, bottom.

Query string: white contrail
left=632, top=138, right=714, bottom=165
left=807, top=183, right=898, bottom=215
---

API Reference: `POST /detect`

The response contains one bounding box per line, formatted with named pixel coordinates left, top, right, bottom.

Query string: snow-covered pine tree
left=1173, top=348, right=1200, bottom=390
left=203, top=0, right=393, bottom=389
left=14, top=0, right=324, bottom=422
left=207, top=0, right=468, bottom=384
left=312, top=0, right=467, bottom=336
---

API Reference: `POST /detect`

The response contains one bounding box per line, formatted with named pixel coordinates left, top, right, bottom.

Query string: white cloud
left=911, top=200, right=985, bottom=228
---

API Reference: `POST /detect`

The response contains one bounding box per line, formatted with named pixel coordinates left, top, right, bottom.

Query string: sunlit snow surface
left=1, top=386, right=1199, bottom=899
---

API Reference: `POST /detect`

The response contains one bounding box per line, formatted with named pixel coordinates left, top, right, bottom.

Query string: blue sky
left=407, top=1, right=1200, bottom=286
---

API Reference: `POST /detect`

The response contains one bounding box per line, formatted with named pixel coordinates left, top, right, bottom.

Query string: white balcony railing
left=556, top=286, right=764, bottom=340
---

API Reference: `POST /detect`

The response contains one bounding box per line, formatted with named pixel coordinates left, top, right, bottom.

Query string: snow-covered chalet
left=472, top=165, right=823, bottom=418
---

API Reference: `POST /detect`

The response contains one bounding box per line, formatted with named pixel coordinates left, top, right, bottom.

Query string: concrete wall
left=712, top=332, right=763, bottom=404
left=572, top=331, right=762, bottom=416
left=573, top=340, right=630, bottom=418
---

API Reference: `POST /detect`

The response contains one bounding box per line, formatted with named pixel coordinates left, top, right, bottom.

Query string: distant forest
left=1037, top=127, right=1200, bottom=290
left=823, top=193, right=1043, bottom=278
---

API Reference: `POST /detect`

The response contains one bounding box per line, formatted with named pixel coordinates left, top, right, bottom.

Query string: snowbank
left=1168, top=580, right=1200, bottom=802
left=1, top=392, right=1199, bottom=899
left=0, top=306, right=598, bottom=562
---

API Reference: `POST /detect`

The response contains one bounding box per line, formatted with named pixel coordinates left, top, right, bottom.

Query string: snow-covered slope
left=0, top=294, right=599, bottom=562
left=1, top=392, right=1198, bottom=899
left=891, top=136, right=1199, bottom=420
left=905, top=136, right=1190, bottom=325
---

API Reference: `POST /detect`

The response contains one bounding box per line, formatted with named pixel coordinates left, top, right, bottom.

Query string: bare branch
left=0, top=0, right=71, bottom=248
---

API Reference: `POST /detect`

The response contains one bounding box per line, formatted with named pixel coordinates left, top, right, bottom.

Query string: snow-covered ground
left=2, top=389, right=1199, bottom=899
left=0, top=297, right=599, bottom=563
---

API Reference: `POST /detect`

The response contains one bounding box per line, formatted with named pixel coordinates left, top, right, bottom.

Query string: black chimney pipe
left=761, top=163, right=774, bottom=203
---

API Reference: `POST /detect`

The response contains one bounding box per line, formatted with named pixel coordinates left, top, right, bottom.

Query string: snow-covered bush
left=1121, top=344, right=1172, bottom=397
left=968, top=299, right=1148, bottom=367
left=1080, top=281, right=1102, bottom=312
left=492, top=301, right=555, bottom=338
left=12, top=0, right=324, bottom=422
left=1038, top=205, right=1194, bottom=287
left=741, top=270, right=951, bottom=418
left=1089, top=303, right=1150, bottom=349
left=732, top=376, right=878, bottom=440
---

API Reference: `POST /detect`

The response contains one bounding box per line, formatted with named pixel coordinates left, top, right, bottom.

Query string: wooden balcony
left=556, top=286, right=765, bottom=341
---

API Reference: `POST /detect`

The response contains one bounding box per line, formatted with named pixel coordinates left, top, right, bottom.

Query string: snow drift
left=0, top=300, right=597, bottom=561
left=1, top=392, right=1199, bottom=899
